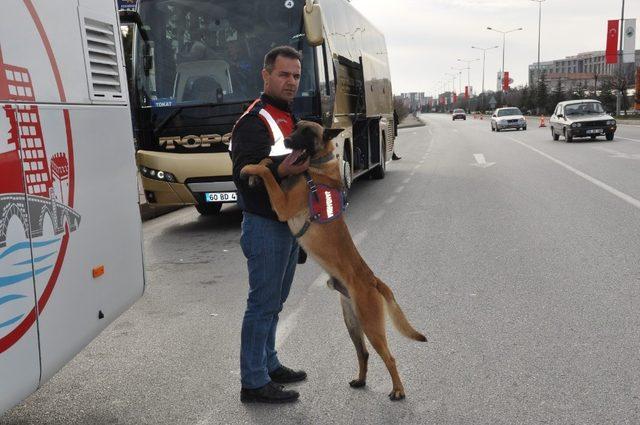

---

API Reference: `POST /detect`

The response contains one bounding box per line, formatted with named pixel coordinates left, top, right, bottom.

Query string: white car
left=491, top=107, right=527, bottom=132
left=549, top=100, right=616, bottom=142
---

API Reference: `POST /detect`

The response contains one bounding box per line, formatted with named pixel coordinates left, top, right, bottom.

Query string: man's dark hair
left=263, top=46, right=302, bottom=73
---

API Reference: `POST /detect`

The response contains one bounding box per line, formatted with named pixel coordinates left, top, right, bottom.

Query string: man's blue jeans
left=239, top=212, right=299, bottom=389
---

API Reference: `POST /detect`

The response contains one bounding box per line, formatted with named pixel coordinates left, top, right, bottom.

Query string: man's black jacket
left=230, top=94, right=295, bottom=221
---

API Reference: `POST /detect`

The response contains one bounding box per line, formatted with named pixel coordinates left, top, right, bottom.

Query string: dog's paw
left=388, top=389, right=405, bottom=401
left=349, top=379, right=366, bottom=388
left=240, top=164, right=265, bottom=177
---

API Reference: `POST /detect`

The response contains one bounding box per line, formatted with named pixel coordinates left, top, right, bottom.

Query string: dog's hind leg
left=353, top=289, right=406, bottom=401
left=339, top=294, right=368, bottom=388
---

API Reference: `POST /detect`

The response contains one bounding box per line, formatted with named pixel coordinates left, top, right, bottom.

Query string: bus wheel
left=342, top=157, right=352, bottom=192
left=196, top=202, right=222, bottom=216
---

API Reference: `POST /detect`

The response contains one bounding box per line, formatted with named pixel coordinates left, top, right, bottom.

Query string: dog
left=240, top=121, right=427, bottom=400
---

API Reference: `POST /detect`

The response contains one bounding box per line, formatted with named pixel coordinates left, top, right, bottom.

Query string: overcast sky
left=349, top=0, right=640, bottom=97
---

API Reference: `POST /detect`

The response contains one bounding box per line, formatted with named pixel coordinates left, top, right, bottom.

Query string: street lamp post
left=451, top=66, right=465, bottom=94
left=487, top=26, right=523, bottom=91
left=445, top=73, right=457, bottom=109
left=530, top=0, right=545, bottom=85
left=457, top=58, right=479, bottom=110
left=471, top=45, right=499, bottom=94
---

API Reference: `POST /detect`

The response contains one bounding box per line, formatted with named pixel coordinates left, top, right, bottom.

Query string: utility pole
left=616, top=0, right=626, bottom=116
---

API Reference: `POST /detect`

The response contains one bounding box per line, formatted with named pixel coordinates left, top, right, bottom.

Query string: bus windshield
left=134, top=0, right=316, bottom=108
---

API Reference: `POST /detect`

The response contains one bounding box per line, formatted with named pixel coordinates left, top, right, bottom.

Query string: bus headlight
left=140, top=166, right=177, bottom=183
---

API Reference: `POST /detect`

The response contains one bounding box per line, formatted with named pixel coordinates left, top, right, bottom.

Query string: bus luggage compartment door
left=0, top=105, right=41, bottom=415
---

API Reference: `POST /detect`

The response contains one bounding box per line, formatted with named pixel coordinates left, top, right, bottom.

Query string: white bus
left=1, top=0, right=144, bottom=414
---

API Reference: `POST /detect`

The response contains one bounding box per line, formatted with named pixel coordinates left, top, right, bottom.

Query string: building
left=0, top=45, right=52, bottom=198
left=528, top=50, right=639, bottom=92
left=400, top=92, right=428, bottom=112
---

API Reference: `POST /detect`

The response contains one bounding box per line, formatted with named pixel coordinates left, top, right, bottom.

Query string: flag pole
left=616, top=0, right=625, bottom=116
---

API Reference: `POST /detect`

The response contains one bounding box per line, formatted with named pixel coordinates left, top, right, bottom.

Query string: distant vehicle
left=452, top=109, right=466, bottom=120
left=549, top=100, right=616, bottom=142
left=490, top=107, right=526, bottom=132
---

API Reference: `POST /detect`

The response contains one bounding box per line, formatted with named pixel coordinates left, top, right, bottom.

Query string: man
left=230, top=46, right=309, bottom=404
left=392, top=109, right=401, bottom=160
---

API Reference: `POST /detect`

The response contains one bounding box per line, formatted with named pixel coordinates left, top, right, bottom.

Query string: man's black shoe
left=269, top=365, right=307, bottom=384
left=240, top=382, right=299, bottom=404
left=392, top=153, right=401, bottom=160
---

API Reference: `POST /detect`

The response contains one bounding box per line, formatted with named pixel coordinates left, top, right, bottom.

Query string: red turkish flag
left=453, top=93, right=458, bottom=103
left=606, top=20, right=619, bottom=64
left=464, top=86, right=469, bottom=99
left=502, top=72, right=510, bottom=91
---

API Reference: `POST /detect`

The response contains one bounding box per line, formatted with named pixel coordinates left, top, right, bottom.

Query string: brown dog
left=240, top=121, right=427, bottom=400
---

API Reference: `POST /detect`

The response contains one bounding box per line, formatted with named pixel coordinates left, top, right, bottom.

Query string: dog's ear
left=323, top=128, right=344, bottom=142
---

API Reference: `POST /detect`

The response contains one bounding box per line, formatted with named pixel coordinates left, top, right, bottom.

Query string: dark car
left=549, top=100, right=616, bottom=142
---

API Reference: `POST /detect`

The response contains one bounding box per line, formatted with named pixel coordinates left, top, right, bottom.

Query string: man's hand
left=278, top=152, right=310, bottom=177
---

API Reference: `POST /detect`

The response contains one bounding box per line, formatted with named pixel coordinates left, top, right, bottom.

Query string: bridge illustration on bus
left=1, top=44, right=80, bottom=335
left=0, top=49, right=81, bottom=247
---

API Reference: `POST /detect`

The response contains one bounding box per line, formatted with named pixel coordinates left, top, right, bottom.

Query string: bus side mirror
left=304, top=0, right=324, bottom=46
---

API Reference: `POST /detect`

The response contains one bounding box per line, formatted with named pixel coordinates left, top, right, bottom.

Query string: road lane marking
left=592, top=146, right=640, bottom=159
left=472, top=153, right=496, bottom=168
left=509, top=137, right=640, bottom=211
left=616, top=136, right=640, bottom=143
left=385, top=196, right=397, bottom=204
left=403, top=178, right=411, bottom=184
left=395, top=186, right=405, bottom=193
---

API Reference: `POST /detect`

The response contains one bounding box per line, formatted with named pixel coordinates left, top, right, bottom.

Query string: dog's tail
left=376, top=279, right=427, bottom=342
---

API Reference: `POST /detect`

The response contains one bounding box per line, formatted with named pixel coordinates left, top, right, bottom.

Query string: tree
left=570, top=82, right=587, bottom=100
left=598, top=80, right=616, bottom=113
left=393, top=97, right=410, bottom=122
left=549, top=79, right=566, bottom=112
left=519, top=86, right=529, bottom=111
left=535, top=72, right=549, bottom=114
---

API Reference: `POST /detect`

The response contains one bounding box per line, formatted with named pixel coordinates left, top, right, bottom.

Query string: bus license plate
left=586, top=129, right=603, bottom=134
left=205, top=192, right=237, bottom=202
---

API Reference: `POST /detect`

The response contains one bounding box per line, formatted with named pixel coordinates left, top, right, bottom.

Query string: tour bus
left=122, top=0, right=395, bottom=215
left=1, top=0, right=144, bottom=414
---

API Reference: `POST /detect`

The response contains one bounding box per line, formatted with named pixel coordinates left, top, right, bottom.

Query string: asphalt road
left=2, top=114, right=640, bottom=424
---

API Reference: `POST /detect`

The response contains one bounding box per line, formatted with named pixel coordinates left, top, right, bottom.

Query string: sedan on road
left=452, top=108, right=467, bottom=120
left=549, top=100, right=616, bottom=142
left=491, top=107, right=526, bottom=132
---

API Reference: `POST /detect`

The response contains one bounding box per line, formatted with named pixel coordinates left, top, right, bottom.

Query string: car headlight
left=140, top=166, right=177, bottom=183
left=571, top=123, right=582, bottom=128
left=607, top=120, right=616, bottom=126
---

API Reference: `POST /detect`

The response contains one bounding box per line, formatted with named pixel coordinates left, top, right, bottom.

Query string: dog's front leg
left=240, top=164, right=298, bottom=221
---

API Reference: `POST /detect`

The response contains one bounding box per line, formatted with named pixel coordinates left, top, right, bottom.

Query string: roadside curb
left=398, top=115, right=426, bottom=129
